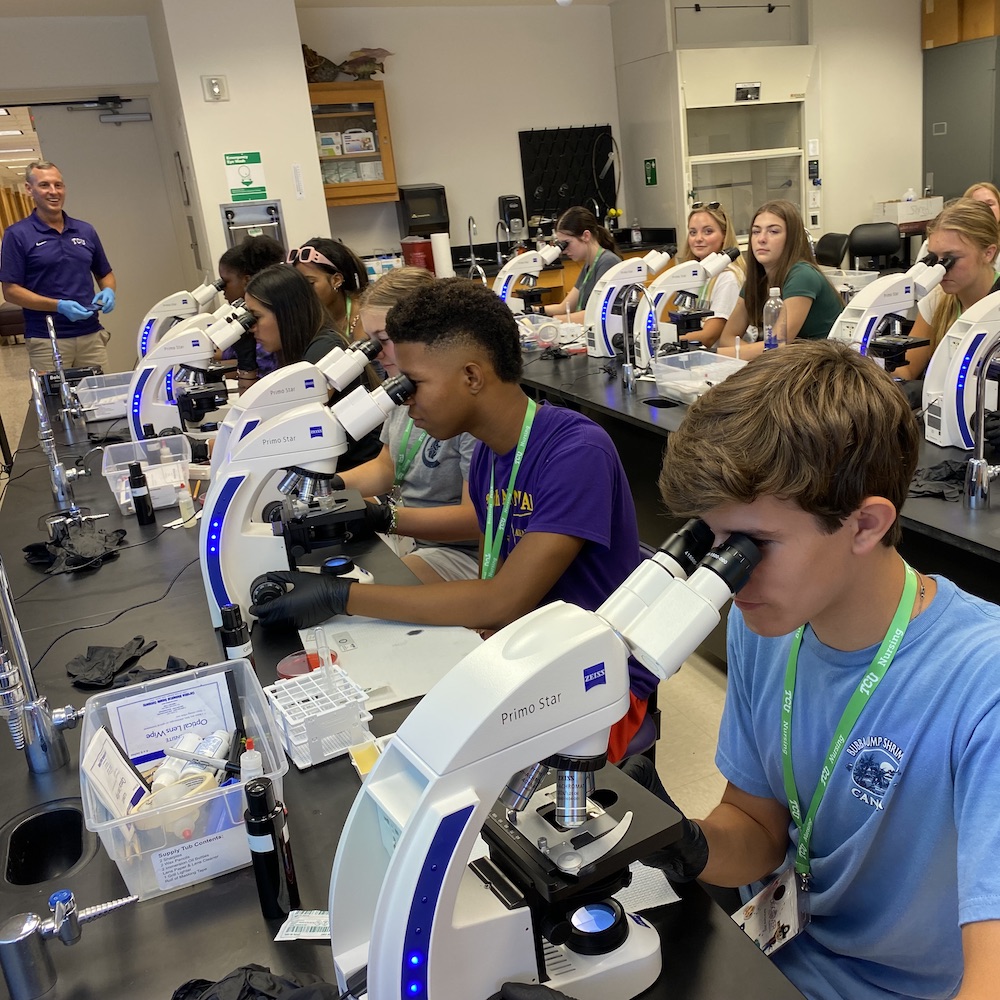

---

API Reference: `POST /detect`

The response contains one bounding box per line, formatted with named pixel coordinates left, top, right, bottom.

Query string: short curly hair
left=385, top=277, right=523, bottom=382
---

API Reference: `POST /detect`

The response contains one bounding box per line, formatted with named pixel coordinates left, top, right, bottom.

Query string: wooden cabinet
left=309, top=81, right=398, bottom=207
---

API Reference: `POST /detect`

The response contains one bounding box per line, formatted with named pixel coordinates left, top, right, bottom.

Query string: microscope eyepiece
left=556, top=240, right=569, bottom=252
left=354, top=337, right=384, bottom=360
left=383, top=374, right=414, bottom=404
left=658, top=519, right=714, bottom=577
left=920, top=251, right=939, bottom=267
left=939, top=254, right=957, bottom=271
left=697, top=533, right=760, bottom=592
left=724, top=246, right=742, bottom=262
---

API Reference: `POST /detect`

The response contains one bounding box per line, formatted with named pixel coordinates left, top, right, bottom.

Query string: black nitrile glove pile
left=23, top=521, right=127, bottom=574
left=113, top=653, right=206, bottom=688
left=907, top=460, right=968, bottom=502
left=66, top=636, right=157, bottom=689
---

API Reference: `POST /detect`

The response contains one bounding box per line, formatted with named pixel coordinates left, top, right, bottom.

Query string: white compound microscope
left=126, top=304, right=253, bottom=443
left=136, top=277, right=224, bottom=357
left=923, top=289, right=1000, bottom=448
left=630, top=249, right=743, bottom=366
left=207, top=338, right=384, bottom=482
left=828, top=253, right=953, bottom=368
left=199, top=373, right=413, bottom=626
left=328, top=522, right=760, bottom=1000
left=584, top=248, right=675, bottom=359
left=492, top=245, right=564, bottom=314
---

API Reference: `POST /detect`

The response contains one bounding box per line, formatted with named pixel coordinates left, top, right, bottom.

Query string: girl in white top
left=674, top=202, right=746, bottom=347
left=894, top=198, right=1000, bottom=381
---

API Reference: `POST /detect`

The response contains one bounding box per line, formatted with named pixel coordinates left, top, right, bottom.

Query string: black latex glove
left=249, top=570, right=352, bottom=629
left=487, top=985, right=579, bottom=1000
left=185, top=434, right=210, bottom=464
left=619, top=754, right=709, bottom=882
left=113, top=654, right=207, bottom=688
left=362, top=500, right=393, bottom=535
left=66, top=636, right=158, bottom=689
left=233, top=330, right=259, bottom=372
left=23, top=523, right=127, bottom=575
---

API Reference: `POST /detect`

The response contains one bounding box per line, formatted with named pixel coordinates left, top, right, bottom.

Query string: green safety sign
left=644, top=159, right=657, bottom=186
left=224, top=152, right=267, bottom=202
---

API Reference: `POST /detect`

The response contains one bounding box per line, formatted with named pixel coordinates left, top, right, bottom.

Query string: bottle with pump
left=220, top=604, right=254, bottom=666
left=177, top=482, right=196, bottom=526
left=244, top=776, right=300, bottom=920
left=128, top=461, right=156, bottom=525
left=762, top=287, right=786, bottom=350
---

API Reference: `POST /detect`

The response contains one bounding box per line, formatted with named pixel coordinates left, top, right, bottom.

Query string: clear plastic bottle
left=762, top=287, right=786, bottom=350
left=904, top=187, right=917, bottom=202
left=240, top=737, right=265, bottom=785
left=151, top=732, right=202, bottom=793
left=177, top=482, right=196, bottom=527
left=631, top=218, right=642, bottom=245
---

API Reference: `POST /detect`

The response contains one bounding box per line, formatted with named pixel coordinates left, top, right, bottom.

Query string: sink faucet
left=496, top=220, right=511, bottom=266
left=0, top=888, right=137, bottom=1000
left=0, top=554, right=82, bottom=773
left=964, top=330, right=1000, bottom=508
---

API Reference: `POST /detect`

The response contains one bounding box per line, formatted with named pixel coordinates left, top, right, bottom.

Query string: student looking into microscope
left=251, top=278, right=651, bottom=761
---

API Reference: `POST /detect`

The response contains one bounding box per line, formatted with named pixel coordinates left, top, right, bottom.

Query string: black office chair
left=849, top=222, right=905, bottom=274
left=814, top=232, right=850, bottom=268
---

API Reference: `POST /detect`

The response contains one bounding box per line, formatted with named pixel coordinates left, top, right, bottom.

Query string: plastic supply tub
left=101, top=435, right=192, bottom=513
left=79, top=658, right=287, bottom=901
left=653, top=350, right=747, bottom=404
left=76, top=371, right=133, bottom=421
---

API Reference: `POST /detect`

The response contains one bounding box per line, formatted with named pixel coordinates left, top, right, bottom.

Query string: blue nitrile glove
left=92, top=287, right=116, bottom=313
left=620, top=754, right=709, bottom=882
left=249, top=570, right=352, bottom=629
left=56, top=300, right=94, bottom=322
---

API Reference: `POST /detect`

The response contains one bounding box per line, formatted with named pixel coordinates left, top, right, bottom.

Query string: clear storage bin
left=80, top=658, right=287, bottom=900
left=653, top=350, right=747, bottom=404
left=101, top=435, right=192, bottom=513
left=76, top=371, right=133, bottom=421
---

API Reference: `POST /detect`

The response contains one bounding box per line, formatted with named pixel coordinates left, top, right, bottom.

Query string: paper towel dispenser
left=397, top=184, right=449, bottom=238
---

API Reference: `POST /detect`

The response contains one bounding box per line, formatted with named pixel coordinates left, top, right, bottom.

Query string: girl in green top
left=718, top=199, right=843, bottom=360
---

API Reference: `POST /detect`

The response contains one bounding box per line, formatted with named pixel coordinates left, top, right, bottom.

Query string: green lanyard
left=481, top=399, right=537, bottom=580
left=580, top=248, right=604, bottom=289
left=394, top=418, right=427, bottom=488
left=781, top=564, right=918, bottom=887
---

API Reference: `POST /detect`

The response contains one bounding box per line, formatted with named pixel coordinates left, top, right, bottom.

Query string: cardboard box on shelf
left=317, top=131, right=343, bottom=157
left=872, top=196, right=943, bottom=225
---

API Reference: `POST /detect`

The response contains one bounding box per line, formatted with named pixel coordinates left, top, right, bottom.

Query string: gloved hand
left=249, top=570, right=352, bottom=629
left=91, top=287, right=116, bottom=313
left=362, top=499, right=393, bottom=535
left=488, top=984, right=579, bottom=1000
left=620, top=754, right=709, bottom=882
left=56, top=299, right=93, bottom=322
left=233, top=331, right=259, bottom=373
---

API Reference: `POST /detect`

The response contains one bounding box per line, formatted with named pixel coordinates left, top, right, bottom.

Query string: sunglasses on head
left=287, top=245, right=339, bottom=271
left=691, top=201, right=722, bottom=211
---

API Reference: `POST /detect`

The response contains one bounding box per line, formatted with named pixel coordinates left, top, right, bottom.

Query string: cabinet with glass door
left=310, top=81, right=398, bottom=206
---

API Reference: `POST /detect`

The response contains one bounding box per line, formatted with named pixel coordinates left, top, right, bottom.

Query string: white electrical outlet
left=808, top=190, right=821, bottom=209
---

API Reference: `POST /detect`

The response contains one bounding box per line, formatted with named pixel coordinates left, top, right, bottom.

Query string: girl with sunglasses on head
left=242, top=263, right=383, bottom=469
left=537, top=206, right=621, bottom=324
left=671, top=202, right=746, bottom=347
left=716, top=199, right=842, bottom=360
left=287, top=237, right=368, bottom=340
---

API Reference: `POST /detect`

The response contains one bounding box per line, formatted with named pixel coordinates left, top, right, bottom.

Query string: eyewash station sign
left=224, top=151, right=268, bottom=202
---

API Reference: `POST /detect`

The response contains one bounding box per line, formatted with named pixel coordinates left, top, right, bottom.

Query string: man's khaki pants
left=26, top=329, right=110, bottom=372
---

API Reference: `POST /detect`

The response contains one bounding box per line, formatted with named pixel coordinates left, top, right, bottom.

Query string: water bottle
left=762, top=287, right=785, bottom=350
left=904, top=187, right=917, bottom=202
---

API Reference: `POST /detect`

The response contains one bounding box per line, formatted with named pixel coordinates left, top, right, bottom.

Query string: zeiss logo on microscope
left=304, top=378, right=315, bottom=389
left=583, top=662, right=607, bottom=691
left=309, top=426, right=323, bottom=439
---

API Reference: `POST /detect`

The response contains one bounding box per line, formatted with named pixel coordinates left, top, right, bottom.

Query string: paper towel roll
left=430, top=232, right=456, bottom=278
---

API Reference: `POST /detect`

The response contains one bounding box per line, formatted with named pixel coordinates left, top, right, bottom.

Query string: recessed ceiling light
left=0, top=148, right=35, bottom=154
left=0, top=130, right=23, bottom=136
left=0, top=109, right=9, bottom=117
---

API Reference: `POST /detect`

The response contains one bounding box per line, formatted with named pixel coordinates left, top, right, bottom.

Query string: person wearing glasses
left=536, top=206, right=622, bottom=324
left=716, top=199, right=842, bottom=360
left=241, top=262, right=382, bottom=469
left=334, top=267, right=481, bottom=585
left=672, top=201, right=746, bottom=348
left=287, top=237, right=368, bottom=340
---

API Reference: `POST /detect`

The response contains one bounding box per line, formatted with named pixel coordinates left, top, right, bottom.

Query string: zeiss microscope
left=584, top=249, right=674, bottom=359
left=923, top=289, right=1000, bottom=448
left=329, top=523, right=760, bottom=1000
left=126, top=304, right=253, bottom=443
left=828, top=253, right=952, bottom=367
left=136, top=277, right=224, bottom=357
left=199, top=375, right=413, bottom=627
left=492, top=245, right=564, bottom=314
left=630, top=249, right=742, bottom=366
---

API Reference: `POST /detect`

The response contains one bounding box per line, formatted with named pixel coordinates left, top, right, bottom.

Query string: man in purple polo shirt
left=0, top=160, right=116, bottom=372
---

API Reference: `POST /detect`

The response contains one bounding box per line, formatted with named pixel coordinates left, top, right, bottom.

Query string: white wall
left=810, top=0, right=923, bottom=238
left=295, top=4, right=623, bottom=255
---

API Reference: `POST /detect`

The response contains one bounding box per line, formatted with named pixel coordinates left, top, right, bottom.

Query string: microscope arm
left=493, top=245, right=563, bottom=312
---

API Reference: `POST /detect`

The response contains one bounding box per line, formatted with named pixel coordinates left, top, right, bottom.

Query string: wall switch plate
left=808, top=189, right=821, bottom=209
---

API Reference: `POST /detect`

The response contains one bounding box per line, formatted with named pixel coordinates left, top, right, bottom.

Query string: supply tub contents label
left=152, top=829, right=249, bottom=890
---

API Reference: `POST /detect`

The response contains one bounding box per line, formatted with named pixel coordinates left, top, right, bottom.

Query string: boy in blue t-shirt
left=625, top=340, right=1000, bottom=1000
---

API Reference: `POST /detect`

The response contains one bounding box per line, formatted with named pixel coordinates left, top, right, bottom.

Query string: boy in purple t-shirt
left=252, top=278, right=651, bottom=759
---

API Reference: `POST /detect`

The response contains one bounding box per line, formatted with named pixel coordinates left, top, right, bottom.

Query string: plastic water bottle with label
left=762, top=287, right=785, bottom=350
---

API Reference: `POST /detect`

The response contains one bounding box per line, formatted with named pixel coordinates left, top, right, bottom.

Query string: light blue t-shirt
left=719, top=577, right=1000, bottom=1000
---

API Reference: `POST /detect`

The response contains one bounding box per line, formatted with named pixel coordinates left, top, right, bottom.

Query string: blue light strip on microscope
left=600, top=291, right=613, bottom=354
left=238, top=418, right=260, bottom=442
left=399, top=805, right=474, bottom=999
left=139, top=318, right=155, bottom=357
left=956, top=332, right=985, bottom=449
left=165, top=367, right=175, bottom=403
left=858, top=315, right=879, bottom=355
left=499, top=276, right=514, bottom=301
left=129, top=368, right=153, bottom=441
left=205, top=474, right=247, bottom=612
